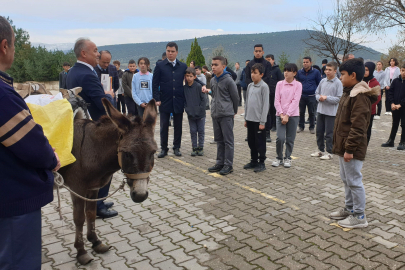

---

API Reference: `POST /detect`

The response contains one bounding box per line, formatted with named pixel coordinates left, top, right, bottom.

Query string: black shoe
left=104, top=201, right=114, bottom=209
left=158, top=149, right=168, bottom=158
left=174, top=148, right=182, bottom=156
left=197, top=147, right=204, bottom=156
left=243, top=162, right=258, bottom=170
left=245, top=137, right=248, bottom=141
left=208, top=164, right=224, bottom=172
left=97, top=208, right=118, bottom=219
left=297, top=127, right=304, bottom=133
left=254, top=163, right=266, bottom=173
left=398, top=142, right=405, bottom=150
left=381, top=139, right=394, bottom=147
left=266, top=132, right=272, bottom=143
left=219, top=165, right=233, bottom=175
left=191, top=148, right=198, bottom=156
left=271, top=126, right=276, bottom=132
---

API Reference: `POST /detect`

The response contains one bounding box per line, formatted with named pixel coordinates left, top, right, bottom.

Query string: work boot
left=197, top=147, right=204, bottom=156
left=219, top=166, right=233, bottom=175
left=397, top=142, right=405, bottom=150
left=174, top=148, right=182, bottom=156
left=158, top=149, right=168, bottom=158
left=381, top=139, right=394, bottom=147
left=191, top=148, right=198, bottom=156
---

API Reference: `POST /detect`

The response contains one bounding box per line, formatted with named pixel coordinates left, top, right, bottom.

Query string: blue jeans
left=188, top=117, right=205, bottom=148
left=0, top=210, right=42, bottom=270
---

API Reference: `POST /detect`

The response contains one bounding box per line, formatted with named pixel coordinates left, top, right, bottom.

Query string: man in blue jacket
left=296, top=57, right=322, bottom=133
left=0, top=16, right=61, bottom=270
left=66, top=38, right=116, bottom=219
left=153, top=42, right=206, bottom=158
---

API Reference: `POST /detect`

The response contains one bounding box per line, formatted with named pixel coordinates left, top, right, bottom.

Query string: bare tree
left=303, top=0, right=371, bottom=66
left=349, top=0, right=405, bottom=31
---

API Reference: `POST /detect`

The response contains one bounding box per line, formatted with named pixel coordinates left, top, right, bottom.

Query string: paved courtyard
left=42, top=102, right=405, bottom=270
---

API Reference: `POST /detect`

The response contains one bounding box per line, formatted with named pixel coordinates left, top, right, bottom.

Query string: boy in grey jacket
left=311, top=61, right=343, bottom=160
left=243, top=63, right=270, bottom=172
left=205, top=56, right=239, bottom=175
left=184, top=67, right=206, bottom=156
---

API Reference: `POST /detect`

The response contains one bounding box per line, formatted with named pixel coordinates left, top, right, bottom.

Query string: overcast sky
left=4, top=0, right=399, bottom=53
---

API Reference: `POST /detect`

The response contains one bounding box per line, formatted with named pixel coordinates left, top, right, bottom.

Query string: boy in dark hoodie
left=184, top=67, right=206, bottom=156
left=381, top=63, right=405, bottom=150
left=329, top=58, right=379, bottom=229
left=122, top=59, right=138, bottom=115
left=205, top=56, right=239, bottom=175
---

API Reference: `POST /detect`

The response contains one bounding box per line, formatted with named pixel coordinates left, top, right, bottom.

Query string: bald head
left=74, top=38, right=99, bottom=67
left=99, top=50, right=112, bottom=70
left=0, top=16, right=15, bottom=72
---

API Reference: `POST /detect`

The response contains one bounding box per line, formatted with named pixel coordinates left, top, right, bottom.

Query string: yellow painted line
left=329, top=222, right=352, bottom=232
left=290, top=156, right=299, bottom=160
left=169, top=157, right=286, bottom=204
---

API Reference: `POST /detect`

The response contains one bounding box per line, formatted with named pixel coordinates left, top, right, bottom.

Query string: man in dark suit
left=95, top=50, right=119, bottom=106
left=153, top=42, right=206, bottom=158
left=66, top=38, right=117, bottom=219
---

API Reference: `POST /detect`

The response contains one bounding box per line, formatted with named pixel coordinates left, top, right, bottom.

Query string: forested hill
left=98, top=30, right=382, bottom=68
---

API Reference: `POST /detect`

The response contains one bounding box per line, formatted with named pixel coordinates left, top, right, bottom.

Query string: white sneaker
left=311, top=151, right=323, bottom=157
left=240, top=113, right=245, bottom=116
left=272, top=159, right=283, bottom=167
left=386, top=112, right=392, bottom=116
left=374, top=115, right=380, bottom=120
left=283, top=158, right=292, bottom=168
left=338, top=214, right=368, bottom=228
left=320, top=153, right=333, bottom=160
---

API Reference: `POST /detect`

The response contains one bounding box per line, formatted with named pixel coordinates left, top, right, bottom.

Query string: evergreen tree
left=208, top=46, right=233, bottom=69
left=186, top=37, right=205, bottom=67
left=278, top=52, right=290, bottom=72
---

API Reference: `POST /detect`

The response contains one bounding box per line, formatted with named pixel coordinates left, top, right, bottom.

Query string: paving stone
left=130, top=259, right=159, bottom=270
left=143, top=248, right=169, bottom=264
left=179, top=258, right=209, bottom=270
left=166, top=248, right=194, bottom=264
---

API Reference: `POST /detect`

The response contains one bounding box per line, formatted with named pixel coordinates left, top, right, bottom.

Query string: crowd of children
left=58, top=47, right=405, bottom=229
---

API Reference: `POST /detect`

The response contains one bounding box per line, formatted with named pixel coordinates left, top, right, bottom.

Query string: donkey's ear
left=143, top=99, right=157, bottom=128
left=102, top=98, right=131, bottom=133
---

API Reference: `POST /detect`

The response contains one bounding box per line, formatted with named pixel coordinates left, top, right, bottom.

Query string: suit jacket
left=59, top=71, right=68, bottom=89
left=152, top=58, right=205, bottom=114
left=66, top=62, right=114, bottom=121
left=95, top=64, right=120, bottom=92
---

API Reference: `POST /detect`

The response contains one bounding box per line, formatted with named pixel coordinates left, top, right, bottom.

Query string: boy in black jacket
left=381, top=64, right=405, bottom=150
left=184, top=67, right=206, bottom=156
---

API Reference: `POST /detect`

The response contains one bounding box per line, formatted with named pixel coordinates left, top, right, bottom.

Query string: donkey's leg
left=72, top=195, right=93, bottom=265
left=85, top=190, right=111, bottom=254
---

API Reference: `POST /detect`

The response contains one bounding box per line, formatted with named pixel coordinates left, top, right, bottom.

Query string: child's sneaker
left=320, top=153, right=333, bottom=160
left=338, top=214, right=368, bottom=228
left=191, top=148, right=198, bottom=156
left=283, top=158, right=292, bottom=168
left=272, top=159, right=283, bottom=167
left=197, top=147, right=204, bottom=156
left=311, top=151, right=323, bottom=157
left=329, top=208, right=353, bottom=220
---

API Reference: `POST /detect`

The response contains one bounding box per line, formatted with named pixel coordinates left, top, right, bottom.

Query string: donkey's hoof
left=93, top=243, right=111, bottom=254
left=77, top=253, right=93, bottom=265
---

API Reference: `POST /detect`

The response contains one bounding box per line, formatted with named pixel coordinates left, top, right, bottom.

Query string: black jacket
left=268, top=64, right=284, bottom=94
left=95, top=64, right=120, bottom=92
left=387, top=75, right=405, bottom=106
left=245, top=57, right=272, bottom=87
left=59, top=71, right=68, bottom=89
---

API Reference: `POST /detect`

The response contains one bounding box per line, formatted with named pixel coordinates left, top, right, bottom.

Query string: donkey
left=58, top=98, right=158, bottom=265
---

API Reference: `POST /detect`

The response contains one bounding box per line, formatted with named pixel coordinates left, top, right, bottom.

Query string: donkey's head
left=102, top=98, right=158, bottom=203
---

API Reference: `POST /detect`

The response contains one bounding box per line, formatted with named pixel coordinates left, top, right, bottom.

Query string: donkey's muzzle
left=129, top=178, right=149, bottom=203
left=131, top=190, right=149, bottom=203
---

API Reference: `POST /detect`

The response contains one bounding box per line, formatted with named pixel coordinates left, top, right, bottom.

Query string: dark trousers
left=237, top=84, right=242, bottom=105
left=385, top=89, right=392, bottom=112
left=97, top=178, right=111, bottom=210
left=367, top=114, right=375, bottom=145
left=0, top=209, right=41, bottom=270
left=125, top=96, right=138, bottom=116
left=389, top=107, right=405, bottom=142
left=188, top=117, right=205, bottom=148
left=247, top=121, right=267, bottom=163
left=116, top=94, right=126, bottom=113
left=299, top=95, right=317, bottom=130
left=213, top=116, right=234, bottom=166
left=137, top=104, right=145, bottom=118
left=377, top=90, right=383, bottom=116
left=265, top=92, right=276, bottom=131
left=316, top=113, right=335, bottom=153
left=160, top=111, right=183, bottom=150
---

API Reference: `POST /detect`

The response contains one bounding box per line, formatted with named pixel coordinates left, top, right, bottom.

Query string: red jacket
left=367, top=78, right=381, bottom=115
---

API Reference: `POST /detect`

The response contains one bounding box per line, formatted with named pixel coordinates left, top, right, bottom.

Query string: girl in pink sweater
left=272, top=63, right=302, bottom=168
